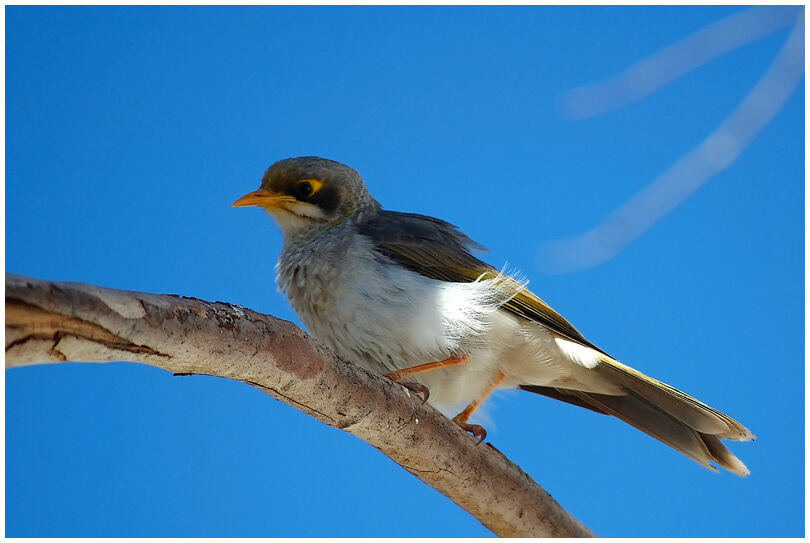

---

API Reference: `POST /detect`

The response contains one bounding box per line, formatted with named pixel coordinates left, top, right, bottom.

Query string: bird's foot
left=396, top=381, right=430, bottom=404
left=452, top=416, right=487, bottom=444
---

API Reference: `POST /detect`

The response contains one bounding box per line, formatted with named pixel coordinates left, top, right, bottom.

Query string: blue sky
left=6, top=6, right=803, bottom=537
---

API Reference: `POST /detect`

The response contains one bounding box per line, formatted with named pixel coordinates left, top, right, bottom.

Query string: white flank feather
left=554, top=337, right=601, bottom=369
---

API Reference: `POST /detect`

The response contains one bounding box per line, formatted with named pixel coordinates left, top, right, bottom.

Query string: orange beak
left=232, top=188, right=294, bottom=209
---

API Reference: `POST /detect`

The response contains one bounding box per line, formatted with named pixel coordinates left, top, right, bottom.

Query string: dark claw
left=401, top=382, right=430, bottom=404
left=453, top=419, right=487, bottom=444
left=466, top=424, right=487, bottom=445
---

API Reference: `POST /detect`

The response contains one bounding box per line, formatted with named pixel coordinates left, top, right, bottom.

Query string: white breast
left=281, top=232, right=495, bottom=363
left=276, top=229, right=524, bottom=410
left=275, top=226, right=609, bottom=415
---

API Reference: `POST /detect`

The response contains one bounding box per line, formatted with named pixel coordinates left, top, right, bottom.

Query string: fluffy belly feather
left=276, top=232, right=602, bottom=415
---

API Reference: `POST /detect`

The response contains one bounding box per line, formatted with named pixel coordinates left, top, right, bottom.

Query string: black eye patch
left=308, top=184, right=340, bottom=214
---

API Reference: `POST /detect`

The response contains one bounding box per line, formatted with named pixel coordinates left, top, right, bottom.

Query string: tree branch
left=5, top=274, right=595, bottom=537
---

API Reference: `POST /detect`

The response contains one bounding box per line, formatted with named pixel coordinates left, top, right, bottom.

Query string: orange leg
left=384, top=356, right=469, bottom=404
left=452, top=371, right=507, bottom=444
left=384, top=355, right=469, bottom=381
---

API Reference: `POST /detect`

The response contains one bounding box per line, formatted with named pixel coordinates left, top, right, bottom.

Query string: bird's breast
left=275, top=232, right=512, bottom=375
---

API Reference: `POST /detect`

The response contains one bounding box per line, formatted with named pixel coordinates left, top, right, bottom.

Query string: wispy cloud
left=541, top=7, right=804, bottom=274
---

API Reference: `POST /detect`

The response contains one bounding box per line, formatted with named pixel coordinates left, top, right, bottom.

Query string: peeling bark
left=5, top=274, right=595, bottom=538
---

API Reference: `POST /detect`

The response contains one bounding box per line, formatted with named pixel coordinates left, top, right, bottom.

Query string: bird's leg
left=384, top=355, right=469, bottom=380
left=452, top=372, right=507, bottom=444
left=384, top=355, right=469, bottom=404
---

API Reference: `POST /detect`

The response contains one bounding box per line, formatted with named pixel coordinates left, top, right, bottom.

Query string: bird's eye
left=294, top=179, right=323, bottom=200
left=295, top=181, right=313, bottom=199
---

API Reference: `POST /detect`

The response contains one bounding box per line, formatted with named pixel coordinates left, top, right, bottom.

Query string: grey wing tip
left=468, top=239, right=489, bottom=252
left=740, top=430, right=757, bottom=442
left=725, top=423, right=756, bottom=442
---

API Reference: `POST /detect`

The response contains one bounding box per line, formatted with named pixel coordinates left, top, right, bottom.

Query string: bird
left=233, top=156, right=753, bottom=476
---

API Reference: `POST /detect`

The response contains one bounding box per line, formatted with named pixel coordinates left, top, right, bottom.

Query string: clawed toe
left=453, top=418, right=487, bottom=444
left=400, top=382, right=430, bottom=404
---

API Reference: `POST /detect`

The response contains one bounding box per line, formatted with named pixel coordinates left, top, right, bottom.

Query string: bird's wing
left=359, top=211, right=754, bottom=474
left=357, top=210, right=607, bottom=355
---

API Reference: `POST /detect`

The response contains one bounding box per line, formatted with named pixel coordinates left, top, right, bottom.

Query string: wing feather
left=358, top=210, right=753, bottom=474
left=358, top=210, right=607, bottom=354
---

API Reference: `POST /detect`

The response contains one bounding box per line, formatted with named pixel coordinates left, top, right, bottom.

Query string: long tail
left=520, top=357, right=754, bottom=476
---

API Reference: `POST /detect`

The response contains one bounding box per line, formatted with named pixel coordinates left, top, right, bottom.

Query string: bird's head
left=233, top=156, right=380, bottom=238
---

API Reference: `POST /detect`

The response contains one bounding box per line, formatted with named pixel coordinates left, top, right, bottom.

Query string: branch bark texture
left=5, top=274, right=594, bottom=537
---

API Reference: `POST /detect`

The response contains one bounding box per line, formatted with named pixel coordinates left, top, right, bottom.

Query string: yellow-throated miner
left=234, top=156, right=753, bottom=476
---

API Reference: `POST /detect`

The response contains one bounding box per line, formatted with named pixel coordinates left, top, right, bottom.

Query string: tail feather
left=520, top=361, right=753, bottom=476
left=598, top=357, right=754, bottom=441
left=571, top=388, right=749, bottom=476
left=702, top=434, right=750, bottom=476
